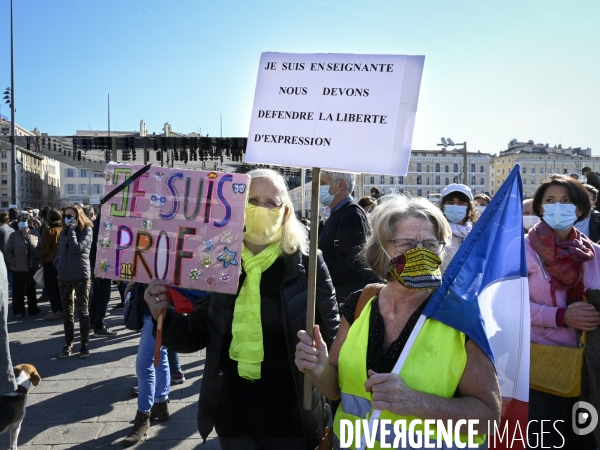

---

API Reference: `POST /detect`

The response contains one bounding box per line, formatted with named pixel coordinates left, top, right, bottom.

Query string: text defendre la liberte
left=254, top=60, right=394, bottom=147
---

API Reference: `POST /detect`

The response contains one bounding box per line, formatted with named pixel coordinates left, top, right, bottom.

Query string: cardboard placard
left=94, top=163, right=249, bottom=294
left=246, top=52, right=424, bottom=175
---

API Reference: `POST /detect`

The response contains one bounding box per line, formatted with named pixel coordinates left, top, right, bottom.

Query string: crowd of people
left=2, top=167, right=600, bottom=448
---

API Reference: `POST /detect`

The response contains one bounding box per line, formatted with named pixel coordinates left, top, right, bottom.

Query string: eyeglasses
left=65, top=214, right=75, bottom=219
left=248, top=197, right=282, bottom=210
left=389, top=238, right=446, bottom=254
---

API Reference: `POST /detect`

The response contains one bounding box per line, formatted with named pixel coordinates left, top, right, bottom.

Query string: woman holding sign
left=145, top=169, right=340, bottom=449
left=295, top=196, right=500, bottom=448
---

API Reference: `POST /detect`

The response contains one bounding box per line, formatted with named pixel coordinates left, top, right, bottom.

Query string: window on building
left=65, top=168, right=75, bottom=178
left=502, top=169, right=505, bottom=174
left=426, top=165, right=430, bottom=172
left=563, top=168, right=568, bottom=174
left=453, top=163, right=458, bottom=172
left=523, top=167, right=527, bottom=173
left=92, top=184, right=102, bottom=194
left=389, top=177, right=394, bottom=185
left=1, top=188, right=7, bottom=197
left=445, top=165, right=449, bottom=173
left=0, top=163, right=6, bottom=172
left=531, top=166, right=535, bottom=173
left=480, top=178, right=484, bottom=185
left=370, top=176, right=374, bottom=184
left=66, top=184, right=75, bottom=194
left=435, top=175, right=440, bottom=184
left=93, top=173, right=104, bottom=178
left=523, top=179, right=527, bottom=184
left=417, top=189, right=422, bottom=197
left=547, top=167, right=552, bottom=173
left=426, top=177, right=430, bottom=185
left=0, top=201, right=7, bottom=208
left=470, top=164, right=475, bottom=173
left=531, top=178, right=535, bottom=185
left=0, top=175, right=6, bottom=185
left=471, top=176, right=476, bottom=184
left=80, top=170, right=88, bottom=177
left=480, top=166, right=484, bottom=173
left=380, top=175, right=384, bottom=184
left=79, top=184, right=89, bottom=195
left=435, top=163, right=440, bottom=172
left=491, top=181, right=494, bottom=187
left=416, top=176, right=421, bottom=185
left=417, top=163, right=421, bottom=172
left=445, top=178, right=449, bottom=185
left=399, top=176, right=404, bottom=184
left=0, top=151, right=6, bottom=158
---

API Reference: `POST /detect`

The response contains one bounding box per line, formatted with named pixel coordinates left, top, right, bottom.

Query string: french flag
left=166, top=287, right=211, bottom=314
left=360, top=165, right=529, bottom=449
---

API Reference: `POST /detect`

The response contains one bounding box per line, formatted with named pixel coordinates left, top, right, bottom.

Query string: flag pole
left=303, top=167, right=321, bottom=410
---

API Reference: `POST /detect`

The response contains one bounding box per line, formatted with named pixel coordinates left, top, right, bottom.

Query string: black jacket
left=318, top=200, right=380, bottom=302
left=589, top=210, right=600, bottom=243
left=157, top=248, right=339, bottom=447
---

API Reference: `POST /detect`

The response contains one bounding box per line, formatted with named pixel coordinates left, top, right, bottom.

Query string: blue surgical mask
left=319, top=183, right=339, bottom=207
left=542, top=203, right=578, bottom=231
left=444, top=205, right=468, bottom=224
left=18, top=221, right=27, bottom=229
left=65, top=218, right=72, bottom=226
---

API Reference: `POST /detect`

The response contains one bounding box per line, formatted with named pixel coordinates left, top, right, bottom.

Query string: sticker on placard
left=189, top=268, right=201, bottom=281
left=220, top=230, right=234, bottom=244
left=217, top=247, right=238, bottom=268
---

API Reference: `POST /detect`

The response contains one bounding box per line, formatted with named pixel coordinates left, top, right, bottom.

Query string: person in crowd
left=370, top=186, right=382, bottom=200
left=40, top=209, right=63, bottom=320
left=582, top=167, right=600, bottom=194
left=8, top=207, right=19, bottom=232
left=145, top=168, right=340, bottom=449
left=88, top=213, right=116, bottom=336
left=168, top=349, right=186, bottom=385
left=473, top=193, right=491, bottom=216
left=439, top=183, right=477, bottom=272
left=526, top=175, right=600, bottom=449
left=574, top=184, right=600, bottom=243
left=299, top=217, right=310, bottom=231
left=121, top=282, right=172, bottom=447
left=1, top=254, right=17, bottom=395
left=0, top=212, right=14, bottom=294
left=523, top=198, right=539, bottom=233
left=570, top=172, right=581, bottom=181
left=38, top=206, right=50, bottom=239
left=56, top=205, right=93, bottom=359
left=295, top=195, right=500, bottom=448
left=4, top=213, right=42, bottom=320
left=318, top=171, right=380, bottom=303
left=358, top=196, right=377, bottom=215
left=83, top=205, right=96, bottom=221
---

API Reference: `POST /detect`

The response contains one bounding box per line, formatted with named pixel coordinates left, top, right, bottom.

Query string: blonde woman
left=56, top=205, right=94, bottom=359
left=143, top=169, right=340, bottom=449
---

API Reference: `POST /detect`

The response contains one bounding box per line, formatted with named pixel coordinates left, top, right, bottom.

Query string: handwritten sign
left=94, top=163, right=249, bottom=294
left=245, top=52, right=425, bottom=176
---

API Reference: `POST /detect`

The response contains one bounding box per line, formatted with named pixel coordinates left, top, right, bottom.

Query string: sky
left=1, top=0, right=599, bottom=156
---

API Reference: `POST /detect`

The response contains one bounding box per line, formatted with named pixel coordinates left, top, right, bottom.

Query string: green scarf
left=229, top=241, right=280, bottom=380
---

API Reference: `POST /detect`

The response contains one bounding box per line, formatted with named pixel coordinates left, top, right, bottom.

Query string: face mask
left=65, top=218, right=72, bottom=227
left=476, top=206, right=486, bottom=215
left=444, top=205, right=468, bottom=224
left=542, top=203, right=578, bottom=231
left=523, top=215, right=540, bottom=230
left=18, top=221, right=27, bottom=229
left=319, top=182, right=340, bottom=207
left=388, top=247, right=442, bottom=290
left=244, top=204, right=285, bottom=245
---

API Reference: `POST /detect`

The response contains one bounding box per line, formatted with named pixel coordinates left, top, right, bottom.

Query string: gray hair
left=248, top=169, right=308, bottom=255
left=361, top=195, right=452, bottom=280
left=323, top=171, right=356, bottom=195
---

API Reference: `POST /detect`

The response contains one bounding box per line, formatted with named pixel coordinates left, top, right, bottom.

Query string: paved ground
left=2, top=285, right=220, bottom=449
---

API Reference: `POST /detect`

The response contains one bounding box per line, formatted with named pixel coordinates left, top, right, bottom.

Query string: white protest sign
left=246, top=52, right=424, bottom=175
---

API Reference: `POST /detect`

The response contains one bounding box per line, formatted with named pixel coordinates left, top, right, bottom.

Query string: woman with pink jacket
left=526, top=174, right=600, bottom=449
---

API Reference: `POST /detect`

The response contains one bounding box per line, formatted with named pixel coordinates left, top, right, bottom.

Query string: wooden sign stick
left=303, top=167, right=321, bottom=410
left=154, top=311, right=164, bottom=367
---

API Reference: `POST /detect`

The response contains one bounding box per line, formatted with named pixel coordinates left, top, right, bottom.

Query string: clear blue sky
left=2, top=0, right=599, bottom=156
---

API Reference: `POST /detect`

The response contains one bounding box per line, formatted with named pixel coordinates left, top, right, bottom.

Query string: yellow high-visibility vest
left=333, top=297, right=486, bottom=449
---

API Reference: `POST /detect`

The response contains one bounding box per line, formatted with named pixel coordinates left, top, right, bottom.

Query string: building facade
left=361, top=149, right=493, bottom=199
left=493, top=139, right=597, bottom=197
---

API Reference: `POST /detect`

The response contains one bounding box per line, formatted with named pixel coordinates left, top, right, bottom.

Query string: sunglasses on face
left=65, top=214, right=75, bottom=219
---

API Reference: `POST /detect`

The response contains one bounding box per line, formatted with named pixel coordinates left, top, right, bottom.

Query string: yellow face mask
left=244, top=204, right=285, bottom=245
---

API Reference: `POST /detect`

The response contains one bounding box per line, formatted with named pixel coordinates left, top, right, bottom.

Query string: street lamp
left=8, top=0, right=17, bottom=207
left=438, top=138, right=468, bottom=186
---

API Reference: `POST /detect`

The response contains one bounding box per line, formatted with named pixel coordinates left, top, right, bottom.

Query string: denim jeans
left=137, top=312, right=170, bottom=413
left=167, top=348, right=181, bottom=374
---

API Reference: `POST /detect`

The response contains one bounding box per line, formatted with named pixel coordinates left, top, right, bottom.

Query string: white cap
left=441, top=183, right=473, bottom=201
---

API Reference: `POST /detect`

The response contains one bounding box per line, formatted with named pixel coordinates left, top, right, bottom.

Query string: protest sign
left=94, top=163, right=249, bottom=294
left=246, top=52, right=424, bottom=176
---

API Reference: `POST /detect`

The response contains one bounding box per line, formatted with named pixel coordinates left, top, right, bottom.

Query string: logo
left=572, top=401, right=598, bottom=436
